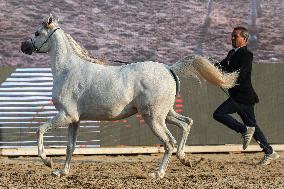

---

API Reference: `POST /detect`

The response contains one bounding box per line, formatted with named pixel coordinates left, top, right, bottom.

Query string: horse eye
left=35, top=31, right=40, bottom=36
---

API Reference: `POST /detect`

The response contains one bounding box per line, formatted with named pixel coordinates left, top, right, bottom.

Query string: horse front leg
left=37, top=111, right=73, bottom=168
left=52, top=122, right=79, bottom=177
left=38, top=122, right=53, bottom=168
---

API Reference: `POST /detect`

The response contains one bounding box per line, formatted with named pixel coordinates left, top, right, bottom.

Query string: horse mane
left=64, top=32, right=106, bottom=65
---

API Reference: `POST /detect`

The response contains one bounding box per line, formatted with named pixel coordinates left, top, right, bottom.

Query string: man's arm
left=214, top=56, right=227, bottom=69
left=237, top=51, right=253, bottom=84
left=214, top=50, right=232, bottom=69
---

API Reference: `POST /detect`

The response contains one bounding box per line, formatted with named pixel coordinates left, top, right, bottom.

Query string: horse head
left=21, top=14, right=60, bottom=55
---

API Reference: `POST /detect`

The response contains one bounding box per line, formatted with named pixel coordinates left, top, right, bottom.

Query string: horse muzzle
left=21, top=40, right=34, bottom=55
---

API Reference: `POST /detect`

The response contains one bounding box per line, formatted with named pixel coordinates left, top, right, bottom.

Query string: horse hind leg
left=166, top=108, right=193, bottom=166
left=143, top=115, right=174, bottom=179
left=163, top=126, right=177, bottom=147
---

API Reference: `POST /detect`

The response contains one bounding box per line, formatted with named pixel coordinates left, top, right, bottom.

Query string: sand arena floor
left=0, top=151, right=283, bottom=188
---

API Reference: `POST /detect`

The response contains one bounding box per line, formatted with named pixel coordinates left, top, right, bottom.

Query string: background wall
left=100, top=64, right=284, bottom=146
left=0, top=64, right=283, bottom=148
left=1, top=0, right=283, bottom=67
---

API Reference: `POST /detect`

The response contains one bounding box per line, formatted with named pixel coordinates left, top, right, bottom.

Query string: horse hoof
left=149, top=171, right=165, bottom=179
left=43, top=158, right=53, bottom=168
left=51, top=170, right=61, bottom=177
left=48, top=158, right=53, bottom=168
left=149, top=173, right=156, bottom=179
left=177, top=152, right=185, bottom=159
left=51, top=170, right=66, bottom=177
left=181, top=158, right=192, bottom=167
left=170, top=139, right=177, bottom=147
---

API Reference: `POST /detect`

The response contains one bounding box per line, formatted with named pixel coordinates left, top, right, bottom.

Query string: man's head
left=231, top=26, right=249, bottom=48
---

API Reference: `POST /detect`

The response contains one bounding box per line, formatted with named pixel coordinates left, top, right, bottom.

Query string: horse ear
left=42, top=21, right=48, bottom=28
left=48, top=14, right=53, bottom=25
left=42, top=14, right=55, bottom=29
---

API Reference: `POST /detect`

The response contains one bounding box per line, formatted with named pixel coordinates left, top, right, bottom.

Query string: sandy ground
left=0, top=151, right=283, bottom=188
left=0, top=0, right=283, bottom=67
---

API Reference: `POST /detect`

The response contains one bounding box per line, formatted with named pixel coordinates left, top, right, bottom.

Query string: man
left=213, top=26, right=279, bottom=165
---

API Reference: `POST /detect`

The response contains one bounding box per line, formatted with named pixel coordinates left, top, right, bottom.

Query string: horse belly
left=79, top=100, right=137, bottom=121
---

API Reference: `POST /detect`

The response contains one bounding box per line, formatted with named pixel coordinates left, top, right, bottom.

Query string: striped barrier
left=0, top=68, right=100, bottom=148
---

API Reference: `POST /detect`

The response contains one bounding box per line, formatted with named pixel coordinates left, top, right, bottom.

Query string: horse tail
left=168, top=69, right=180, bottom=96
left=170, top=55, right=238, bottom=89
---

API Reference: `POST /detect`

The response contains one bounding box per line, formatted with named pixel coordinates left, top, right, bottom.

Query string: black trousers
left=213, top=98, right=273, bottom=154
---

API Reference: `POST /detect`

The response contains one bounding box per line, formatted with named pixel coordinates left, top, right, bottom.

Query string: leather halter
left=31, top=27, right=60, bottom=52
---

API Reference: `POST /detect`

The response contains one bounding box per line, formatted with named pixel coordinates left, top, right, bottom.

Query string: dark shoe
left=258, top=151, right=280, bottom=165
left=242, top=126, right=255, bottom=150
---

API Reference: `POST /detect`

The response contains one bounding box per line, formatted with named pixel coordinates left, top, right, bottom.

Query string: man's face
left=231, top=30, right=247, bottom=48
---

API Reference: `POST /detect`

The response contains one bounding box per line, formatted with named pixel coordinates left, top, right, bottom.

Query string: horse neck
left=49, top=30, right=77, bottom=76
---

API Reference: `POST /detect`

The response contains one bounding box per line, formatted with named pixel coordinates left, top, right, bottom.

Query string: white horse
left=21, top=15, right=238, bottom=178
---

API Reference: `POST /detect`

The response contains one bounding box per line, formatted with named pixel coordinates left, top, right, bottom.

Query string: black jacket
left=217, top=46, right=259, bottom=105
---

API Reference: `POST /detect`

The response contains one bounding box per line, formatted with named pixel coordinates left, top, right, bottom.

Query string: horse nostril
left=21, top=41, right=33, bottom=55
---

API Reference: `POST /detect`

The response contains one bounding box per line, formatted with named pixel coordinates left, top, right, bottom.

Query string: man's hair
left=233, top=26, right=250, bottom=41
